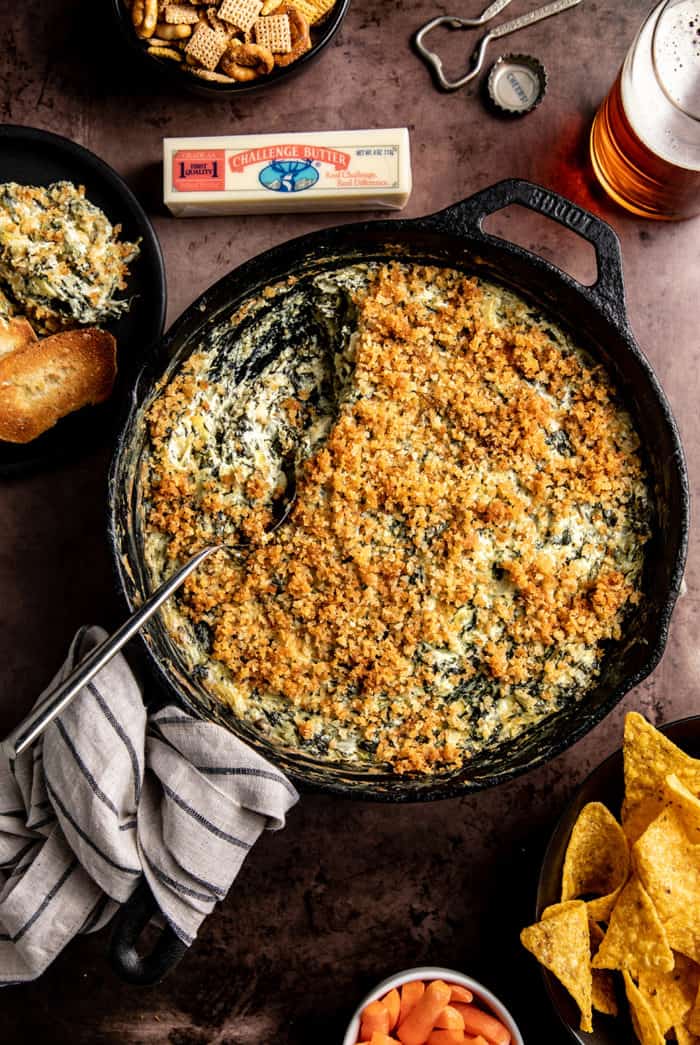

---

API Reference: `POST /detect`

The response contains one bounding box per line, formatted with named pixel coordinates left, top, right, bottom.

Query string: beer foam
left=622, top=0, right=700, bottom=171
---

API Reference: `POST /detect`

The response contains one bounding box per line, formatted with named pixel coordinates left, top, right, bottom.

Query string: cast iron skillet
left=107, top=178, right=689, bottom=982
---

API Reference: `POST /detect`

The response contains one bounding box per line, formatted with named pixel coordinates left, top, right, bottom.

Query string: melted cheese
left=0, top=181, right=139, bottom=332
left=141, top=263, right=651, bottom=775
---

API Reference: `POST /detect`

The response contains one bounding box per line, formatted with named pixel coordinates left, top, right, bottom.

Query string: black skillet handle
left=108, top=879, right=189, bottom=986
left=420, top=178, right=628, bottom=327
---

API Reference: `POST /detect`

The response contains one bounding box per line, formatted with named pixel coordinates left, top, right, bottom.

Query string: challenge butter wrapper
left=163, top=129, right=412, bottom=217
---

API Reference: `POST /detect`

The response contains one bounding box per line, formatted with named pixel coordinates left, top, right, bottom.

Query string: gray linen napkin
left=0, top=625, right=299, bottom=984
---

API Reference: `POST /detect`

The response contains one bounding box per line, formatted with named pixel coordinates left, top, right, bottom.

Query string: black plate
left=0, top=124, right=166, bottom=477
left=110, top=0, right=351, bottom=99
left=536, top=715, right=700, bottom=1044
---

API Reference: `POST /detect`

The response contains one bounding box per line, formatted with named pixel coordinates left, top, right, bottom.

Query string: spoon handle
left=1, top=545, right=218, bottom=761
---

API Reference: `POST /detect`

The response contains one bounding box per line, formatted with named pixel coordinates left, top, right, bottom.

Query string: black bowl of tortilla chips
left=523, top=712, right=700, bottom=1045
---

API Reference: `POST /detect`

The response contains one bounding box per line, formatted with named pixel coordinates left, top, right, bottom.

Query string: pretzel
left=154, top=21, right=193, bottom=37
left=205, top=6, right=234, bottom=36
left=147, top=44, right=183, bottom=60
left=190, top=67, right=237, bottom=81
left=272, top=4, right=310, bottom=66
left=131, top=0, right=158, bottom=38
left=131, top=0, right=145, bottom=27
left=140, top=0, right=159, bottom=36
left=220, top=40, right=274, bottom=80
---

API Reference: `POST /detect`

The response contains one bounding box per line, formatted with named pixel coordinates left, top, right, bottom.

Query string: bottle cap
left=486, top=54, right=547, bottom=116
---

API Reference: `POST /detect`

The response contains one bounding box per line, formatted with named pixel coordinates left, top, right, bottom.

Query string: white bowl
left=342, top=966, right=525, bottom=1045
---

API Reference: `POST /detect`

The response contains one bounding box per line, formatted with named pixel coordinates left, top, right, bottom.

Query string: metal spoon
left=415, top=0, right=583, bottom=91
left=1, top=471, right=297, bottom=761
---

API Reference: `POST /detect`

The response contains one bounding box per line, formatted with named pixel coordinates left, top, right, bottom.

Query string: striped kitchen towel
left=0, top=625, right=299, bottom=984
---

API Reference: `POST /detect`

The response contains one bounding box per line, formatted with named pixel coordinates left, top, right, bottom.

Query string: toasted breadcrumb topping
left=143, top=263, right=650, bottom=774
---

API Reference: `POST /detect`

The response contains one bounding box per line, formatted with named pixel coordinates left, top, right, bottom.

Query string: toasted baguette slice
left=0, top=316, right=37, bottom=361
left=0, top=328, right=117, bottom=443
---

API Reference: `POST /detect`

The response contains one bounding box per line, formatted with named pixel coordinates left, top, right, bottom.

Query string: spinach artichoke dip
left=142, top=263, right=651, bottom=775
left=0, top=181, right=139, bottom=333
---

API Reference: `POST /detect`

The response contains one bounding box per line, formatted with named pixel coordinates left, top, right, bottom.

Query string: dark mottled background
left=0, top=0, right=698, bottom=1041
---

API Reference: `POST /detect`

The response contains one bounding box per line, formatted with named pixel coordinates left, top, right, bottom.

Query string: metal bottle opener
left=415, top=0, right=583, bottom=92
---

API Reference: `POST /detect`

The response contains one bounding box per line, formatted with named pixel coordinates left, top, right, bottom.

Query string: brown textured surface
left=0, top=1, right=698, bottom=1042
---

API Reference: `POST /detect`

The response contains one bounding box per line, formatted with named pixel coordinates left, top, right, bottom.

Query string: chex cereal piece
left=164, top=3, right=200, bottom=21
left=293, top=0, right=334, bottom=25
left=254, top=13, right=291, bottom=52
left=261, top=0, right=283, bottom=12
left=217, top=0, right=262, bottom=33
left=184, top=21, right=228, bottom=67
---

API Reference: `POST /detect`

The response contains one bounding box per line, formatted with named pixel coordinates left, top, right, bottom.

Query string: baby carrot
left=435, top=1006, right=465, bottom=1030
left=360, top=1000, right=391, bottom=1040
left=398, top=981, right=425, bottom=1026
left=426, top=1031, right=465, bottom=1045
left=381, top=988, right=401, bottom=1030
left=452, top=1004, right=511, bottom=1045
left=370, top=1034, right=400, bottom=1045
left=463, top=1037, right=489, bottom=1045
left=449, top=985, right=474, bottom=1004
left=397, top=980, right=452, bottom=1045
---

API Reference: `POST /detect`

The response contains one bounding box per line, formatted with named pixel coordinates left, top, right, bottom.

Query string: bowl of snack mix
left=342, top=966, right=524, bottom=1045
left=112, top=0, right=350, bottom=95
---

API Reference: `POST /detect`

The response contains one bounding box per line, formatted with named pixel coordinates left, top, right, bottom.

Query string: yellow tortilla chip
left=561, top=801, right=629, bottom=917
left=633, top=807, right=700, bottom=926
left=665, top=908, right=700, bottom=965
left=592, top=876, right=673, bottom=978
left=522, top=715, right=700, bottom=1043
left=639, top=953, right=700, bottom=1037
left=587, top=889, right=623, bottom=924
left=541, top=899, right=587, bottom=920
left=521, top=900, right=593, bottom=1033
left=589, top=921, right=618, bottom=1016
left=676, top=1027, right=700, bottom=1045
left=622, top=713, right=700, bottom=843
left=688, top=980, right=700, bottom=1035
left=665, top=773, right=700, bottom=843
left=624, top=970, right=666, bottom=1045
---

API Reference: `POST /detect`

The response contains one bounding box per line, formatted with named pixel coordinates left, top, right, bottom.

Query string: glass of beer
left=590, top=0, right=700, bottom=219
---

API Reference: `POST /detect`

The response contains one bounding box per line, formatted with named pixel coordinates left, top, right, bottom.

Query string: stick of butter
left=163, top=129, right=412, bottom=217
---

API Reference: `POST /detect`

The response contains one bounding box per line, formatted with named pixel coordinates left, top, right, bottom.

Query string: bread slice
left=0, top=316, right=37, bottom=361
left=0, top=328, right=117, bottom=443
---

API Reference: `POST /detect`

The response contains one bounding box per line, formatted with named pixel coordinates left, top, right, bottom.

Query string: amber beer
left=590, top=0, right=700, bottom=220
